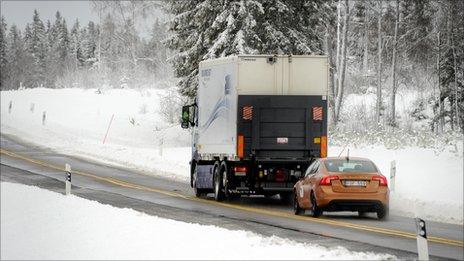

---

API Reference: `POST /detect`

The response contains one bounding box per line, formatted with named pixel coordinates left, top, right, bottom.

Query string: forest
left=0, top=0, right=462, bottom=134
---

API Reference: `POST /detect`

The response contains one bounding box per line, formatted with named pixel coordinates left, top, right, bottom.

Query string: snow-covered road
left=1, top=181, right=397, bottom=260
left=1, top=88, right=462, bottom=224
left=1, top=136, right=462, bottom=260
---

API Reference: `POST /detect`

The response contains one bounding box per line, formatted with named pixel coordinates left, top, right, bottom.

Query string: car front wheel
left=310, top=192, right=322, bottom=217
left=294, top=193, right=304, bottom=215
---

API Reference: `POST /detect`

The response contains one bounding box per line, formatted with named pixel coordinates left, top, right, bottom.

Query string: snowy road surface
left=1, top=182, right=397, bottom=260
left=1, top=135, right=462, bottom=260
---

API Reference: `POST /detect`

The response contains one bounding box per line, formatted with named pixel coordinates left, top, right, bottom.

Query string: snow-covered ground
left=0, top=182, right=395, bottom=260
left=1, top=88, right=463, bottom=224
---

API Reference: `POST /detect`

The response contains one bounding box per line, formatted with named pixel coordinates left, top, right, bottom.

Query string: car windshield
left=324, top=159, right=377, bottom=173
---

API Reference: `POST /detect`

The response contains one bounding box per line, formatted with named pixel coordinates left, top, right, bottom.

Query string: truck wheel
left=190, top=161, right=196, bottom=188
left=213, top=162, right=225, bottom=201
left=220, top=162, right=231, bottom=198
left=192, top=165, right=206, bottom=197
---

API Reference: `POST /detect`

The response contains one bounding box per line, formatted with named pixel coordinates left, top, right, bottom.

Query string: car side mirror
left=181, top=105, right=190, bottom=129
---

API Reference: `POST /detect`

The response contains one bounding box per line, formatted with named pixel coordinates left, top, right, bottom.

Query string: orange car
left=293, top=157, right=389, bottom=220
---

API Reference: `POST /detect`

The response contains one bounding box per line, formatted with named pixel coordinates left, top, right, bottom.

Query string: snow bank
left=329, top=145, right=463, bottom=224
left=0, top=88, right=191, bottom=182
left=1, top=88, right=462, bottom=224
left=0, top=182, right=395, bottom=260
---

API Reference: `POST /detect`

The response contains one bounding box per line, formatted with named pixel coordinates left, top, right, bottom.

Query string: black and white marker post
left=415, top=217, right=429, bottom=260
left=65, top=163, right=72, bottom=195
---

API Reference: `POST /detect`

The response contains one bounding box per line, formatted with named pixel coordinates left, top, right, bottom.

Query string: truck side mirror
left=181, top=106, right=190, bottom=129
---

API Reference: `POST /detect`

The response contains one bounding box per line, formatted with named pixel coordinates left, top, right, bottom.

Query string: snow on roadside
left=329, top=145, right=463, bottom=225
left=0, top=88, right=191, bottom=182
left=1, top=88, right=462, bottom=224
left=0, top=182, right=395, bottom=260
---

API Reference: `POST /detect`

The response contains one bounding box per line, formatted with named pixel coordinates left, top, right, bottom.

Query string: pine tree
left=81, top=21, right=98, bottom=66
left=144, top=18, right=169, bottom=78
left=437, top=0, right=464, bottom=131
left=69, top=19, right=84, bottom=69
left=167, top=0, right=328, bottom=98
left=27, top=10, right=48, bottom=87
left=6, top=25, right=28, bottom=89
left=400, top=0, right=434, bottom=68
left=0, top=16, right=7, bottom=89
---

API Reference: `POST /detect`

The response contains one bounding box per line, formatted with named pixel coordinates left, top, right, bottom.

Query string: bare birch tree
left=375, top=0, right=383, bottom=124
left=334, top=0, right=350, bottom=123
left=389, top=0, right=400, bottom=126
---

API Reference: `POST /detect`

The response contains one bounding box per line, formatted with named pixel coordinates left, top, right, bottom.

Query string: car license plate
left=343, top=180, right=367, bottom=187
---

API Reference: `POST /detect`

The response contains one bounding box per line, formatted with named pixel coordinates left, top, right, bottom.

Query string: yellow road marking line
left=1, top=148, right=463, bottom=247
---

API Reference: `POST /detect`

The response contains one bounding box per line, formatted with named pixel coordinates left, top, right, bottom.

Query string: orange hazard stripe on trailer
left=237, top=135, right=244, bottom=159
left=320, top=135, right=327, bottom=158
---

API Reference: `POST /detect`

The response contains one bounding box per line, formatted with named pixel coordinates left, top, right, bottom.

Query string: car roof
left=320, top=157, right=372, bottom=162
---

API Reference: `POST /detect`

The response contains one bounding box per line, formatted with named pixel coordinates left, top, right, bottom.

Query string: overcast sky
left=1, top=1, right=166, bottom=38
left=1, top=1, right=97, bottom=29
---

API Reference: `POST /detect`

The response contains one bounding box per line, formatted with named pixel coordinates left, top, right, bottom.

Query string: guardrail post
left=65, top=163, right=72, bottom=195
left=415, top=217, right=429, bottom=260
left=390, top=160, right=396, bottom=191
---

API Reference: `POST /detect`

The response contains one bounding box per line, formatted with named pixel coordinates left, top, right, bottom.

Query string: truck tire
left=213, top=161, right=225, bottom=201
left=220, top=161, right=233, bottom=198
left=190, top=161, right=195, bottom=188
left=192, top=164, right=207, bottom=197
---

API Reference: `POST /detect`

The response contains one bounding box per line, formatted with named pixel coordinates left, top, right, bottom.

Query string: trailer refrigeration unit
left=181, top=55, right=329, bottom=202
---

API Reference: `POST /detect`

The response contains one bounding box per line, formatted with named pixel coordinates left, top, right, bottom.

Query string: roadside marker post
left=8, top=101, right=12, bottom=114
left=42, top=111, right=46, bottom=125
left=65, top=163, right=72, bottom=195
left=390, top=160, right=396, bottom=191
left=415, top=218, right=429, bottom=260
left=159, top=137, right=164, bottom=157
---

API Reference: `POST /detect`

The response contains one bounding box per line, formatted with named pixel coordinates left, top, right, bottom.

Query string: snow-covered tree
left=6, top=25, right=29, bottom=89
left=0, top=16, right=7, bottom=89
left=167, top=0, right=328, bottom=98
left=81, top=21, right=98, bottom=66
left=69, top=19, right=84, bottom=69
left=25, top=10, right=48, bottom=87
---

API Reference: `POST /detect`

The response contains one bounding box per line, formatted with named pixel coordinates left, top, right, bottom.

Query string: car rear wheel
left=376, top=206, right=389, bottom=220
left=310, top=192, right=322, bottom=217
left=293, top=193, right=304, bottom=215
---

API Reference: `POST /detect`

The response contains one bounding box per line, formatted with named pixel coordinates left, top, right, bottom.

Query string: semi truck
left=181, top=54, right=328, bottom=202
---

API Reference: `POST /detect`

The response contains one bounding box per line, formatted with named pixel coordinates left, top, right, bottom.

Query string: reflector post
left=320, top=136, right=327, bottom=158
left=237, top=135, right=244, bottom=159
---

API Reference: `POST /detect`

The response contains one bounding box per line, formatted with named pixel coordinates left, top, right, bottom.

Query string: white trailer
left=181, top=55, right=329, bottom=202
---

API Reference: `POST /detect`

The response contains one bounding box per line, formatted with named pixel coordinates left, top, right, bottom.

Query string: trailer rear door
left=237, top=95, right=327, bottom=160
